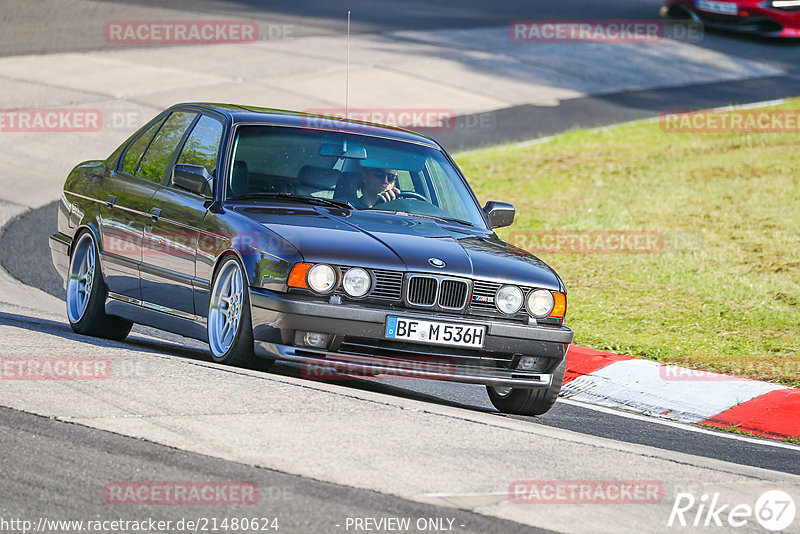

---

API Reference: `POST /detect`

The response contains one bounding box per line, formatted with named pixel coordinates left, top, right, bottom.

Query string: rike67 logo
left=668, top=490, right=796, bottom=531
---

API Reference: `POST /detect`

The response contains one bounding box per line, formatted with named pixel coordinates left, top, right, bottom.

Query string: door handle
left=149, top=207, right=161, bottom=222
left=106, top=195, right=116, bottom=208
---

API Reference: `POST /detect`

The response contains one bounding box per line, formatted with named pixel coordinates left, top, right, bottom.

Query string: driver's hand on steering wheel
left=376, top=187, right=401, bottom=204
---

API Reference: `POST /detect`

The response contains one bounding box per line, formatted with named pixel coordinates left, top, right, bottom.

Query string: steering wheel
left=374, top=191, right=429, bottom=204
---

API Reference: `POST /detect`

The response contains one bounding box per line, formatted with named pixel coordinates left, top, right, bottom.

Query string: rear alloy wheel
left=487, top=357, right=566, bottom=416
left=208, top=256, right=270, bottom=369
left=66, top=231, right=132, bottom=340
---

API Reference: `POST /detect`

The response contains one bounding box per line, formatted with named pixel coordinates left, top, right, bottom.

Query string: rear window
left=120, top=118, right=163, bottom=176
left=175, top=115, right=224, bottom=179
left=136, top=111, right=197, bottom=183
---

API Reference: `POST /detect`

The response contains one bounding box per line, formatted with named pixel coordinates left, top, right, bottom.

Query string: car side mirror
left=172, top=164, right=212, bottom=198
left=483, top=201, right=515, bottom=229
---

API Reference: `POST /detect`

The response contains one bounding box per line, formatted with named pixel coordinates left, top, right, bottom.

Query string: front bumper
left=250, top=287, right=573, bottom=389
left=49, top=232, right=72, bottom=286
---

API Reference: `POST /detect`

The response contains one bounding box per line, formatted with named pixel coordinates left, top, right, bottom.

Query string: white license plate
left=695, top=0, right=738, bottom=15
left=385, top=317, right=486, bottom=349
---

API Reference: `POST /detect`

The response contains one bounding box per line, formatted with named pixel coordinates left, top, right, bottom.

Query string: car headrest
left=333, top=171, right=362, bottom=199
left=297, top=165, right=340, bottom=190
left=231, top=160, right=249, bottom=197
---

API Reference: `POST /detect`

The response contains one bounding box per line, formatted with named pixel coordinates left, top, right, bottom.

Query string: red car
left=662, top=0, right=800, bottom=37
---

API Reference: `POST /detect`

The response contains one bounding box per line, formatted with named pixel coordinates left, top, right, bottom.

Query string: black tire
left=486, top=357, right=566, bottom=416
left=66, top=231, right=133, bottom=341
left=207, top=256, right=272, bottom=370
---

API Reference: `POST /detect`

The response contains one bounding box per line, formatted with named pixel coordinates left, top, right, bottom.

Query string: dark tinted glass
left=175, top=115, right=224, bottom=178
left=136, top=111, right=196, bottom=183
left=230, top=126, right=487, bottom=228
left=121, top=118, right=163, bottom=175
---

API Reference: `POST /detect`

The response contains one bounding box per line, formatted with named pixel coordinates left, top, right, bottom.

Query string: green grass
left=455, top=101, right=800, bottom=387
left=708, top=424, right=799, bottom=444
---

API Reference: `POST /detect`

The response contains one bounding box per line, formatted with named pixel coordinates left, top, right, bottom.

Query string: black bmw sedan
left=49, top=103, right=573, bottom=415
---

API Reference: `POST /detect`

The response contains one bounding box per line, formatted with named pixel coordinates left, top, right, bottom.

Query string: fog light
left=305, top=332, right=329, bottom=348
left=295, top=331, right=330, bottom=348
left=518, top=356, right=541, bottom=371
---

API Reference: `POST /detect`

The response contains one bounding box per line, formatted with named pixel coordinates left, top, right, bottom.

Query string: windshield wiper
left=414, top=214, right=474, bottom=227
left=228, top=193, right=353, bottom=210
left=369, top=210, right=474, bottom=227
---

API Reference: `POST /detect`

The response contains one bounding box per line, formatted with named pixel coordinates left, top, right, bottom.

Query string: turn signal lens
left=549, top=292, right=567, bottom=318
left=288, top=263, right=312, bottom=289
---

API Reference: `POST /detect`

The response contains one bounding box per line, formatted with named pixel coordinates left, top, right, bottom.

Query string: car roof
left=172, top=102, right=442, bottom=149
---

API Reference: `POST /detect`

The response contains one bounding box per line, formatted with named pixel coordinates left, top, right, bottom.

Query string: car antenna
left=346, top=10, right=351, bottom=119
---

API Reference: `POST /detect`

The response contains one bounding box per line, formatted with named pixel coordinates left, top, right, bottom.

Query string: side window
left=136, top=111, right=197, bottom=183
left=426, top=159, right=469, bottom=220
left=120, top=119, right=163, bottom=175
left=175, top=115, right=224, bottom=181
left=396, top=170, right=413, bottom=191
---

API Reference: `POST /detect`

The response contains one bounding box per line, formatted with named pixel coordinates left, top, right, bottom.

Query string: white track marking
left=558, top=397, right=800, bottom=451
left=561, top=359, right=786, bottom=423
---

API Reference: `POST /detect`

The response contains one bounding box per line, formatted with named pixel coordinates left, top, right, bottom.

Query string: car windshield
left=227, top=125, right=487, bottom=228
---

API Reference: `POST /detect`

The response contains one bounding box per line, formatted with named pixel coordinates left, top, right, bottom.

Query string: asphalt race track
left=2, top=1, right=800, bottom=532
left=0, top=407, right=537, bottom=534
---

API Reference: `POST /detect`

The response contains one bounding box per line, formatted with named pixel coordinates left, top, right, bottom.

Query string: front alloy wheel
left=208, top=256, right=267, bottom=369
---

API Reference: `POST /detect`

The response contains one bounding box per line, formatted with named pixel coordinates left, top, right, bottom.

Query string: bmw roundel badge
left=429, top=258, right=446, bottom=268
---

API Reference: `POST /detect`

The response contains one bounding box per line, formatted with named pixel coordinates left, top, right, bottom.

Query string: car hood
left=232, top=204, right=563, bottom=291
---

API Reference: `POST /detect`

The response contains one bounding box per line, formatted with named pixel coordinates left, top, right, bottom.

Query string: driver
left=342, top=167, right=401, bottom=208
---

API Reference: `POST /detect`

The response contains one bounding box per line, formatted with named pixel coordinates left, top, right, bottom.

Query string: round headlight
left=496, top=285, right=523, bottom=315
left=342, top=268, right=371, bottom=297
left=526, top=289, right=554, bottom=318
left=307, top=264, right=336, bottom=293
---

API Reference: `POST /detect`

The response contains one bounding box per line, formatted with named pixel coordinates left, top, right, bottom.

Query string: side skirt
left=106, top=292, right=208, bottom=343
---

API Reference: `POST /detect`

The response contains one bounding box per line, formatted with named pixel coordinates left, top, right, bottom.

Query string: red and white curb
left=560, top=345, right=800, bottom=441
